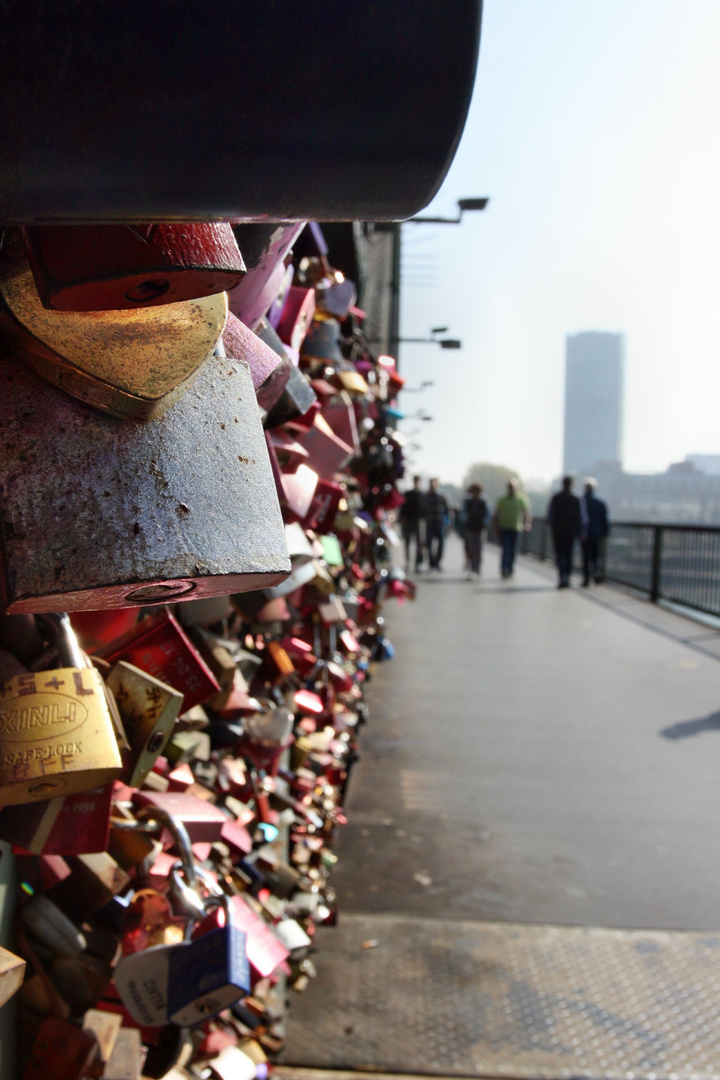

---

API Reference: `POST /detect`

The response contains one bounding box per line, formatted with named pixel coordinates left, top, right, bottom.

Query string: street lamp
left=389, top=198, right=488, bottom=359
left=402, top=380, right=435, bottom=393
left=399, top=327, right=462, bottom=349
left=404, top=196, right=489, bottom=225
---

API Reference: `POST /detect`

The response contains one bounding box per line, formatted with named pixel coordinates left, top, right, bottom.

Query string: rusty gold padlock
left=0, top=944, right=25, bottom=1008
left=0, top=613, right=122, bottom=806
left=105, top=661, right=184, bottom=788
left=0, top=230, right=227, bottom=420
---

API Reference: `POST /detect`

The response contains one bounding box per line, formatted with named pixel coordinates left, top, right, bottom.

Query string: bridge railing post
left=650, top=525, right=663, bottom=603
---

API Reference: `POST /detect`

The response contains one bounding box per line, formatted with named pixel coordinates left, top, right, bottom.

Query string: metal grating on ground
left=281, top=915, right=720, bottom=1080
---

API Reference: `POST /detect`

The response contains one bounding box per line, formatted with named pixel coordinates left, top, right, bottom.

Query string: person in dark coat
left=580, top=478, right=610, bottom=585
left=547, top=476, right=582, bottom=588
left=424, top=477, right=449, bottom=571
left=398, top=474, right=425, bottom=571
left=462, top=482, right=489, bottom=578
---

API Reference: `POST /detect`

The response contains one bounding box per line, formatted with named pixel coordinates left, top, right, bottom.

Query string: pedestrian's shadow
left=418, top=576, right=469, bottom=585
left=475, top=585, right=556, bottom=594
left=660, top=710, right=720, bottom=740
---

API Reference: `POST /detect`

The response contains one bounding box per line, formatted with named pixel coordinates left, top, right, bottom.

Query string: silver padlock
left=0, top=347, right=291, bottom=612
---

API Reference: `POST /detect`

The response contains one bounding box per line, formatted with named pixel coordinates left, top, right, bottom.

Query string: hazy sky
left=398, top=1, right=720, bottom=487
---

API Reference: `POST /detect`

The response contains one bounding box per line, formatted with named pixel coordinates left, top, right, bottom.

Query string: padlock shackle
left=36, top=612, right=86, bottom=669
left=170, top=867, right=207, bottom=927
left=135, top=806, right=197, bottom=890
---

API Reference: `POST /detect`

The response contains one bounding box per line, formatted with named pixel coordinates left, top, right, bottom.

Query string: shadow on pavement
left=660, top=709, right=720, bottom=740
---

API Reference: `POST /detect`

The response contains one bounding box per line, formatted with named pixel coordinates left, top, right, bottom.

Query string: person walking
left=398, top=474, right=425, bottom=572
left=547, top=475, right=582, bottom=588
left=462, top=482, right=489, bottom=579
left=493, top=479, right=532, bottom=579
left=424, top=478, right=448, bottom=571
left=580, top=477, right=610, bottom=585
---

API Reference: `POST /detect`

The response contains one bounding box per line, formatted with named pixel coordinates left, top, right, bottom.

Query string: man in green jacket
left=493, top=479, right=532, bottom=579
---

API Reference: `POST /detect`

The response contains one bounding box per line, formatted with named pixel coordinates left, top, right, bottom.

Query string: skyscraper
left=563, top=331, right=624, bottom=478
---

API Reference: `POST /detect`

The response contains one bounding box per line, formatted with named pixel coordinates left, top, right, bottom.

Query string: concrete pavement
left=331, top=536, right=720, bottom=931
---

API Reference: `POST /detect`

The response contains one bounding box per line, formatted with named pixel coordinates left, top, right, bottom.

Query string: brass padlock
left=0, top=230, right=228, bottom=421
left=0, top=614, right=122, bottom=805
left=0, top=944, right=25, bottom=1008
left=105, top=661, right=183, bottom=788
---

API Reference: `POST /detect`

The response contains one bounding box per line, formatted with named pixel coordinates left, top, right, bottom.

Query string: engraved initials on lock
left=0, top=614, right=122, bottom=806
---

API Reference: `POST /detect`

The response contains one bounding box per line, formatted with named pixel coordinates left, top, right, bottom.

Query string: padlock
left=227, top=224, right=305, bottom=330
left=0, top=230, right=228, bottom=420
left=238, top=704, right=294, bottom=776
left=105, top=662, right=183, bottom=788
left=164, top=728, right=211, bottom=768
left=268, top=429, right=311, bottom=473
left=0, top=943, right=25, bottom=1007
left=319, top=535, right=344, bottom=568
left=227, top=895, right=289, bottom=979
left=253, top=320, right=294, bottom=413
left=295, top=413, right=355, bottom=479
left=209, top=1042, right=265, bottom=1080
left=166, top=902, right=250, bottom=1026
left=23, top=223, right=246, bottom=311
left=263, top=642, right=296, bottom=684
left=266, top=262, right=295, bottom=329
left=113, top=815, right=201, bottom=1027
left=276, top=287, right=316, bottom=354
left=0, top=348, right=291, bottom=613
left=22, top=1015, right=99, bottom=1080
left=133, top=790, right=228, bottom=844
left=305, top=479, right=344, bottom=533
left=263, top=365, right=318, bottom=430
left=328, top=368, right=370, bottom=396
left=82, top=1008, right=123, bottom=1064
left=19, top=893, right=87, bottom=957
left=223, top=311, right=289, bottom=408
left=315, top=276, right=357, bottom=320
left=0, top=794, right=63, bottom=852
left=321, top=393, right=361, bottom=456
left=188, top=630, right=238, bottom=710
left=114, top=939, right=185, bottom=1027
left=46, top=852, right=130, bottom=923
left=300, top=318, right=343, bottom=364
left=6, top=784, right=113, bottom=858
left=120, top=889, right=185, bottom=954
left=0, top=613, right=123, bottom=806
left=103, top=1027, right=145, bottom=1080
left=97, top=610, right=220, bottom=711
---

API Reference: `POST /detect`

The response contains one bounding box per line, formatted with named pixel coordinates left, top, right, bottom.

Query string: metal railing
left=521, top=520, right=720, bottom=617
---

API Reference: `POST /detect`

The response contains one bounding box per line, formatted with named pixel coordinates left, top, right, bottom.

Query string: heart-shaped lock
left=0, top=231, right=227, bottom=420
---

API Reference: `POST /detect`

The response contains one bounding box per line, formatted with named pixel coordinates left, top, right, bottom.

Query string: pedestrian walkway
left=281, top=537, right=720, bottom=1078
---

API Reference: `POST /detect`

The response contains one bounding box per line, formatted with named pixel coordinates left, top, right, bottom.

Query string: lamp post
left=399, top=327, right=461, bottom=349
left=399, top=336, right=462, bottom=349
left=402, top=380, right=436, bottom=393
left=404, top=196, right=489, bottom=225
left=389, top=196, right=489, bottom=360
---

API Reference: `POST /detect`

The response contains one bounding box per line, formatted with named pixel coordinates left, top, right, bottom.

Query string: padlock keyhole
left=124, top=582, right=197, bottom=603
left=125, top=279, right=171, bottom=302
left=146, top=730, right=165, bottom=754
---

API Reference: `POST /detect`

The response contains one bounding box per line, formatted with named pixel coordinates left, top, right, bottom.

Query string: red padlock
left=23, top=223, right=246, bottom=311
left=96, top=609, right=220, bottom=711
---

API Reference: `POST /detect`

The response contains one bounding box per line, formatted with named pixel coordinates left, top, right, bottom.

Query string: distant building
left=563, top=332, right=624, bottom=478
left=590, top=459, right=720, bottom=525
left=685, top=454, right=720, bottom=476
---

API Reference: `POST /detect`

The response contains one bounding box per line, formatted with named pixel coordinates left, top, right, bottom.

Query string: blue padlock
left=166, top=914, right=250, bottom=1027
